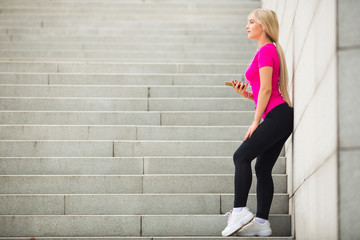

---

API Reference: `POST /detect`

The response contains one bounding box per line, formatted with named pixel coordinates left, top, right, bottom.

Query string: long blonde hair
left=249, top=9, right=292, bottom=107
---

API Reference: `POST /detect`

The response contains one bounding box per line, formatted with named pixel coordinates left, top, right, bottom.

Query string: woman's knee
left=255, top=162, right=271, bottom=178
left=233, top=148, right=251, bottom=166
left=254, top=162, right=263, bottom=176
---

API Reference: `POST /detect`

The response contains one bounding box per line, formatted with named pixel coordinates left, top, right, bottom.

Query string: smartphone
left=225, top=81, right=244, bottom=87
left=225, top=81, right=233, bottom=86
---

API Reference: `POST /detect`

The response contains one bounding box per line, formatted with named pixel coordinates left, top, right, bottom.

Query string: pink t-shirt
left=245, top=43, right=286, bottom=120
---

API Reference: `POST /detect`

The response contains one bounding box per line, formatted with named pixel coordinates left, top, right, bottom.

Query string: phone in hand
left=225, top=81, right=245, bottom=87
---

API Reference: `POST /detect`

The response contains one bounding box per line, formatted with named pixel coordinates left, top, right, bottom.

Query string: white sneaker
left=221, top=207, right=254, bottom=237
left=236, top=217, right=272, bottom=236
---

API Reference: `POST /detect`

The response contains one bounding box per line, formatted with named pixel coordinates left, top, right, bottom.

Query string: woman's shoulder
left=258, top=43, right=276, bottom=55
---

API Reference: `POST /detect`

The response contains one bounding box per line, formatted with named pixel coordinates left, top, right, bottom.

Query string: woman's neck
left=257, top=34, right=273, bottom=48
left=258, top=40, right=273, bottom=48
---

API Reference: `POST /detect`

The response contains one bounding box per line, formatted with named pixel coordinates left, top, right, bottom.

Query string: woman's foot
left=221, top=207, right=254, bottom=237
left=236, top=217, right=272, bottom=236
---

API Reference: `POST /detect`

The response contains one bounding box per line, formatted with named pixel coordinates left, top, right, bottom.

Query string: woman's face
left=245, top=13, right=263, bottom=40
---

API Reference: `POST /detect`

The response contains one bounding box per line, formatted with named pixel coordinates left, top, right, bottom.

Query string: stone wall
left=337, top=0, right=360, bottom=239
left=260, top=0, right=341, bottom=239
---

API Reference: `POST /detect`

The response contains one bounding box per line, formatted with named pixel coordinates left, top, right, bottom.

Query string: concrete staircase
left=0, top=0, right=293, bottom=239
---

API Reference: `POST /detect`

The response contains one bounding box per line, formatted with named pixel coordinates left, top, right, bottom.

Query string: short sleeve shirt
left=244, top=43, right=286, bottom=119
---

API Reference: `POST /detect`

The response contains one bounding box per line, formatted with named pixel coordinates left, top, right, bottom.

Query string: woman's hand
left=232, top=80, right=249, bottom=99
left=243, top=120, right=260, bottom=141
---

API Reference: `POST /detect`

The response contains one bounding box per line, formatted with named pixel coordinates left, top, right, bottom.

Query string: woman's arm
left=244, top=91, right=255, bottom=101
left=253, top=66, right=272, bottom=122
left=243, top=66, right=272, bottom=141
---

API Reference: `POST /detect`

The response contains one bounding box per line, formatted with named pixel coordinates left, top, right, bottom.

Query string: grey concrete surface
left=0, top=0, right=293, bottom=238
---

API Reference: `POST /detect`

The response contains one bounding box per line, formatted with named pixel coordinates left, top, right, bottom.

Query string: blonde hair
left=249, top=9, right=292, bottom=107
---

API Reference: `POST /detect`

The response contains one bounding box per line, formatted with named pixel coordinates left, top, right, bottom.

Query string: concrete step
left=0, top=156, right=286, bottom=175
left=0, top=98, right=253, bottom=111
left=0, top=140, right=241, bottom=157
left=160, top=111, right=254, bottom=126
left=0, top=22, right=248, bottom=32
left=0, top=111, right=162, bottom=125
left=0, top=73, right=245, bottom=86
left=0, top=57, right=248, bottom=63
left=0, top=174, right=287, bottom=194
left=0, top=20, right=249, bottom=29
left=0, top=42, right=257, bottom=52
left=0, top=98, right=149, bottom=111
left=0, top=193, right=289, bottom=215
left=0, top=3, right=258, bottom=10
left=136, top=126, right=247, bottom=140
left=0, top=12, right=248, bottom=19
left=0, top=52, right=251, bottom=63
left=0, top=34, right=254, bottom=44
left=0, top=85, right=150, bottom=98
left=149, top=86, right=245, bottom=98
left=149, top=98, right=254, bottom=111
left=0, top=139, right=284, bottom=158
left=0, top=0, right=258, bottom=4
left=0, top=41, right=251, bottom=47
left=0, top=61, right=249, bottom=73
left=113, top=140, right=285, bottom=158
left=143, top=174, right=286, bottom=194
left=142, top=215, right=291, bottom=236
left=0, top=111, right=254, bottom=126
left=0, top=125, right=248, bottom=141
left=1, top=27, right=246, bottom=37
left=144, top=156, right=286, bottom=174
left=0, top=7, right=256, bottom=15
left=0, top=13, right=252, bottom=21
left=0, top=42, right=257, bottom=51
left=0, top=73, right=49, bottom=84
left=0, top=14, right=248, bottom=22
left=0, top=140, right=115, bottom=157
left=115, top=140, right=243, bottom=157
left=0, top=215, right=290, bottom=237
left=0, top=125, right=139, bottom=140
left=0, top=43, right=256, bottom=52
left=0, top=0, right=259, bottom=8
left=0, top=85, right=241, bottom=98
left=0, top=157, right=144, bottom=175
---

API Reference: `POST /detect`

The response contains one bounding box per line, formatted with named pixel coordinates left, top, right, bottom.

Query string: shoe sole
left=222, top=215, right=254, bottom=237
left=237, top=229, right=272, bottom=237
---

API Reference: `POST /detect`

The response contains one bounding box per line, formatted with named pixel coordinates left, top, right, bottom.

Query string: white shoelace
left=224, top=211, right=233, bottom=224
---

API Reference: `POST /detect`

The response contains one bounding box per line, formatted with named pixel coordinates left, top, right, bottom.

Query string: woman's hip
left=265, top=103, right=293, bottom=123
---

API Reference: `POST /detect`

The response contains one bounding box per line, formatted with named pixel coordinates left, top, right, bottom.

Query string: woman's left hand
left=244, top=120, right=260, bottom=141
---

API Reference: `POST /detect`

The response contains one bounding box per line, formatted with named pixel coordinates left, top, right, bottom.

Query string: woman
left=221, top=9, right=294, bottom=237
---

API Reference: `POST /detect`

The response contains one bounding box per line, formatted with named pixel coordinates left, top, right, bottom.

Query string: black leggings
left=233, top=102, right=294, bottom=219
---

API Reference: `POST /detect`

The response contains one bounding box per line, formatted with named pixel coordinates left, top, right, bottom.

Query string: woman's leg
left=233, top=143, right=254, bottom=207
left=233, top=103, right=293, bottom=208
left=254, top=105, right=293, bottom=219
left=254, top=135, right=288, bottom=219
left=233, top=119, right=286, bottom=207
